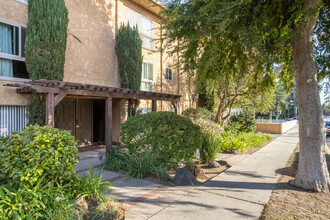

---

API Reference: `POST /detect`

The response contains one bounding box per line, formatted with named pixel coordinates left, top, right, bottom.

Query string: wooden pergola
left=5, top=79, right=181, bottom=152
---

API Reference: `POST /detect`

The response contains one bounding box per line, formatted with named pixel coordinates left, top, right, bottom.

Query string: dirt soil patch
left=260, top=146, right=330, bottom=220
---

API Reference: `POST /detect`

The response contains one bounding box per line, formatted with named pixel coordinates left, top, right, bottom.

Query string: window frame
left=165, top=67, right=173, bottom=81
left=0, top=18, right=28, bottom=81
left=141, top=60, right=154, bottom=91
left=126, top=7, right=154, bottom=50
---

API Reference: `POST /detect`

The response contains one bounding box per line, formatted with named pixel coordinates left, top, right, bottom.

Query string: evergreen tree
left=115, top=24, right=143, bottom=117
left=25, top=0, right=69, bottom=125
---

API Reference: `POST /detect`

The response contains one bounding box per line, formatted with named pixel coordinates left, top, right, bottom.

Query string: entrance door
left=58, top=98, right=92, bottom=146
left=58, top=99, right=75, bottom=136
left=76, top=99, right=92, bottom=146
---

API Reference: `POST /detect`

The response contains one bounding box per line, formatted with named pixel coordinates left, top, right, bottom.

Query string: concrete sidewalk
left=148, top=126, right=299, bottom=220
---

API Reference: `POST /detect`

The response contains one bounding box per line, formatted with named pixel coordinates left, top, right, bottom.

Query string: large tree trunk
left=290, top=0, right=330, bottom=192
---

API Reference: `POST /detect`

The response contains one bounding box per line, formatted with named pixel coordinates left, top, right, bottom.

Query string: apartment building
left=0, top=0, right=196, bottom=146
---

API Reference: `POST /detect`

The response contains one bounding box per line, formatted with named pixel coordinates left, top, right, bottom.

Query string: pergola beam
left=54, top=91, right=68, bottom=106
left=16, top=86, right=180, bottom=102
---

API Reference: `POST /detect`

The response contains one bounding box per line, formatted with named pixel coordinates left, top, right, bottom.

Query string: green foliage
left=104, top=147, right=170, bottom=180
left=120, top=112, right=204, bottom=167
left=182, top=108, right=222, bottom=162
left=198, top=85, right=215, bottom=111
left=0, top=178, right=78, bottom=220
left=200, top=134, right=219, bottom=163
left=0, top=125, right=78, bottom=187
left=116, top=24, right=143, bottom=117
left=226, top=111, right=257, bottom=133
left=116, top=24, right=142, bottom=90
left=74, top=167, right=113, bottom=203
left=25, top=0, right=68, bottom=125
left=218, top=132, right=272, bottom=153
left=181, top=107, right=215, bottom=121
left=182, top=108, right=222, bottom=138
left=0, top=126, right=121, bottom=219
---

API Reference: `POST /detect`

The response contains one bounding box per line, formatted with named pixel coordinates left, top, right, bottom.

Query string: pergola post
left=171, top=101, right=178, bottom=114
left=105, top=96, right=113, bottom=155
left=46, top=93, right=55, bottom=127
left=152, top=99, right=157, bottom=112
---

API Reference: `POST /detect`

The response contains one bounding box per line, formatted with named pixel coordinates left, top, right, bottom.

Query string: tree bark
left=290, top=0, right=330, bottom=192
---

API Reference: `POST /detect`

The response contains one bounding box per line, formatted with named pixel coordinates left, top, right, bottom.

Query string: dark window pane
left=21, top=27, right=26, bottom=58
left=166, top=67, right=172, bottom=80
left=12, top=26, right=19, bottom=56
left=13, top=60, right=29, bottom=79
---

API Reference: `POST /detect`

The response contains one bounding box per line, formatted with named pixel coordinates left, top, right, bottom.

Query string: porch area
left=5, top=79, right=181, bottom=152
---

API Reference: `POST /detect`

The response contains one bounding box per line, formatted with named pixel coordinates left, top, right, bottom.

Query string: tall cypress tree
left=25, top=0, right=69, bottom=125
left=115, top=24, right=143, bottom=117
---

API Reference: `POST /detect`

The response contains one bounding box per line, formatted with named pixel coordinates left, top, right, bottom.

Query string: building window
left=140, top=61, right=153, bottom=91
left=126, top=7, right=154, bottom=50
left=0, top=19, right=29, bottom=80
left=0, top=105, right=28, bottom=137
left=165, top=67, right=173, bottom=81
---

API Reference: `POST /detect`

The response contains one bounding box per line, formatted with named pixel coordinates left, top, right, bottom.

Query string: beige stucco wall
left=63, top=0, right=119, bottom=87
left=0, top=0, right=29, bottom=105
left=0, top=0, right=196, bottom=111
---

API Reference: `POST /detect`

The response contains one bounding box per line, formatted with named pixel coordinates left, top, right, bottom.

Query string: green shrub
left=181, top=107, right=215, bottom=121
left=120, top=112, right=204, bottom=167
left=217, top=131, right=272, bottom=153
left=0, top=177, right=78, bottom=220
left=104, top=147, right=169, bottom=180
left=226, top=110, right=256, bottom=133
left=182, top=108, right=222, bottom=138
left=200, top=134, right=219, bottom=163
left=74, top=167, right=113, bottom=203
left=0, top=125, right=78, bottom=187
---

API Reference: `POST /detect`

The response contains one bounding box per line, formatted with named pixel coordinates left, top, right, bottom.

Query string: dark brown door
left=58, top=99, right=75, bottom=136
left=75, top=99, right=92, bottom=146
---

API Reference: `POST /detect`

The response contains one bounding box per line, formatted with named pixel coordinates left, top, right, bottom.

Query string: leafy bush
left=104, top=147, right=170, bottom=180
left=182, top=108, right=222, bottom=138
left=120, top=112, right=204, bottom=167
left=0, top=177, right=78, bottom=220
left=0, top=125, right=122, bottom=219
left=218, top=131, right=272, bottom=153
left=74, top=167, right=113, bottom=203
left=200, top=134, right=219, bottom=163
left=0, top=125, right=78, bottom=187
left=226, top=110, right=257, bottom=133
left=181, top=107, right=215, bottom=121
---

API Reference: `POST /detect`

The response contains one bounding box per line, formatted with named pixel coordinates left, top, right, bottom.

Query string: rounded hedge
left=181, top=107, right=215, bottom=121
left=120, top=111, right=204, bottom=167
left=0, top=125, right=78, bottom=187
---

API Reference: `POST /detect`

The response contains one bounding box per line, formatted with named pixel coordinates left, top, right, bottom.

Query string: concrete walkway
left=149, top=126, right=299, bottom=220
left=75, top=127, right=299, bottom=220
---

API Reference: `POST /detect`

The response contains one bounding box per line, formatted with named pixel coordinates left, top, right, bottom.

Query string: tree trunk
left=290, top=0, right=330, bottom=192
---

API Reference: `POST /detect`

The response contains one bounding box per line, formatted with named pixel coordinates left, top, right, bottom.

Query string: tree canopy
left=162, top=0, right=330, bottom=192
